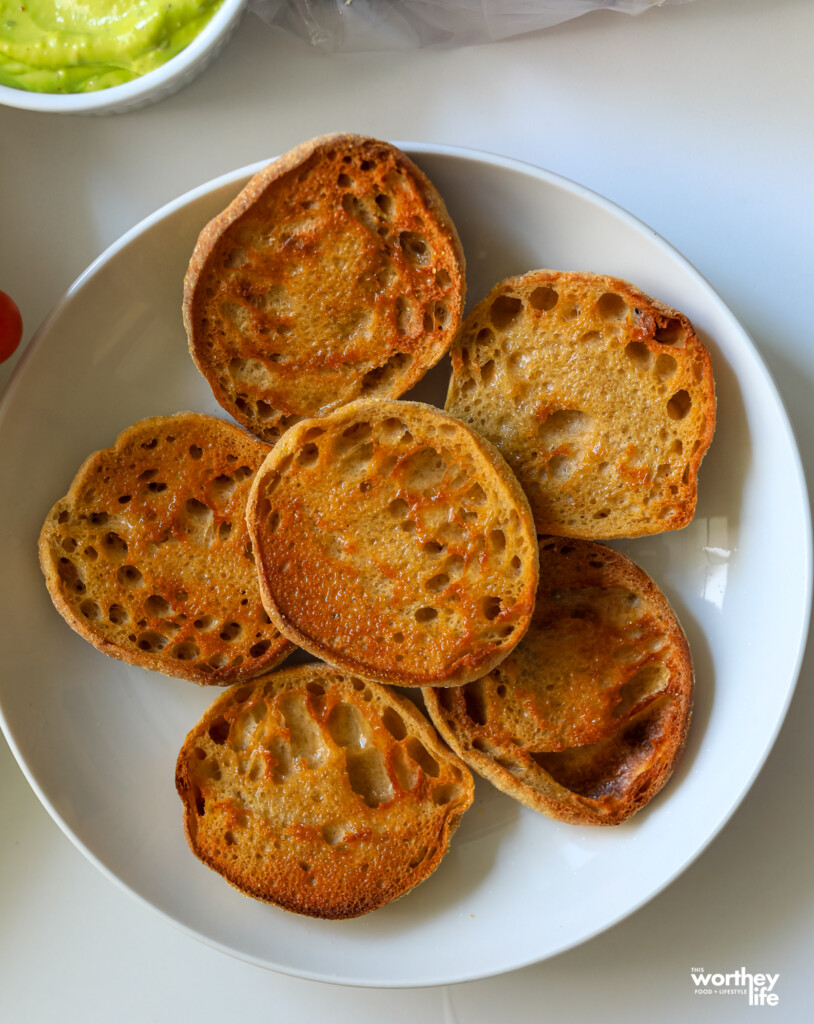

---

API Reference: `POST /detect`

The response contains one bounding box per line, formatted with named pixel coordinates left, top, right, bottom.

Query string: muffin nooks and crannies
left=446, top=270, right=715, bottom=539
left=38, top=413, right=293, bottom=685
left=183, top=134, right=466, bottom=443
left=176, top=664, right=474, bottom=919
left=424, top=537, right=694, bottom=825
left=247, top=399, right=539, bottom=687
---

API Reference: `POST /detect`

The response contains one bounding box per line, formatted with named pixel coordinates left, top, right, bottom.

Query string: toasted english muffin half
left=183, top=133, right=466, bottom=443
left=176, top=663, right=474, bottom=919
left=39, top=414, right=294, bottom=685
left=424, top=537, right=694, bottom=825
left=446, top=270, right=715, bottom=539
left=246, top=399, right=539, bottom=687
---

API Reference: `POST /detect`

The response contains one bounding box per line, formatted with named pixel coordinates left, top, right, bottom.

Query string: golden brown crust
left=38, top=413, right=294, bottom=685
left=175, top=663, right=474, bottom=918
left=184, top=134, right=466, bottom=443
left=246, top=399, right=539, bottom=687
left=446, top=270, right=716, bottom=539
left=423, top=537, right=693, bottom=825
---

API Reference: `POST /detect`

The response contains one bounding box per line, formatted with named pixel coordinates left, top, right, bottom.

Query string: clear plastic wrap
left=249, top=0, right=696, bottom=51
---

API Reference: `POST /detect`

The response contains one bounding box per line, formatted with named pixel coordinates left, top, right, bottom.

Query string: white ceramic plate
left=0, top=146, right=810, bottom=988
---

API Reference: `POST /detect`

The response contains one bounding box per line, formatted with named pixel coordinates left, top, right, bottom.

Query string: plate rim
left=1, top=141, right=811, bottom=988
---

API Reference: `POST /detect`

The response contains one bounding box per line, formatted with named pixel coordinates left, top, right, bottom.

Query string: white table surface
left=2, top=0, right=813, bottom=1019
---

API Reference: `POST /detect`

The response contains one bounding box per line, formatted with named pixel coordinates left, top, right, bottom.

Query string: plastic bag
left=249, top=0, right=695, bottom=51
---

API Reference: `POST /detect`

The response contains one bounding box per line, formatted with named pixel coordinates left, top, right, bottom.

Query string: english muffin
left=424, top=537, right=694, bottom=825
left=176, top=663, right=474, bottom=918
left=446, top=270, right=715, bottom=538
left=184, top=133, right=466, bottom=443
left=39, top=413, right=293, bottom=685
left=246, top=399, right=539, bottom=686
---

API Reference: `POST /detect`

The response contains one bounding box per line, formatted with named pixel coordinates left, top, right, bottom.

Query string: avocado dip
left=0, top=0, right=225, bottom=93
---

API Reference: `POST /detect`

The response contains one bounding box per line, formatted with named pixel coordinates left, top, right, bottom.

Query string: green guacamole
left=0, top=0, right=224, bottom=93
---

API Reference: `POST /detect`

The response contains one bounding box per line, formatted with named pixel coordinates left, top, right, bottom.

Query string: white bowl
left=0, top=147, right=809, bottom=986
left=0, top=0, right=246, bottom=115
